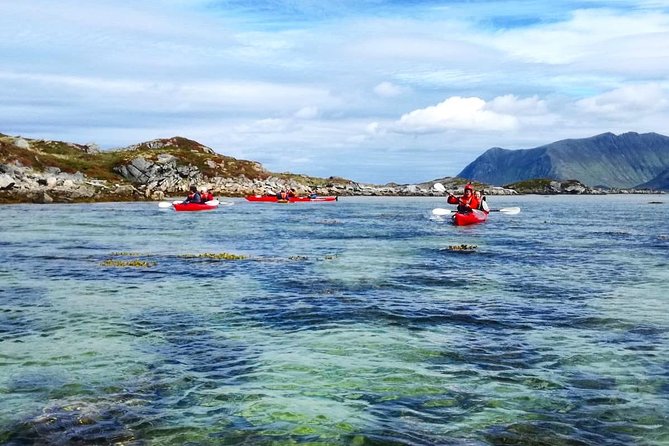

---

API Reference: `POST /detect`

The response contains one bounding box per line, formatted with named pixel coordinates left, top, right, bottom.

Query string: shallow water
left=0, top=195, right=667, bottom=445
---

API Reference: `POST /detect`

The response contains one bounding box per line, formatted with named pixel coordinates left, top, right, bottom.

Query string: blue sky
left=2, top=1, right=668, bottom=183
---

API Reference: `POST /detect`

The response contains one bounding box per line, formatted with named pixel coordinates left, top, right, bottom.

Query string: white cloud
left=487, top=95, right=548, bottom=115
left=576, top=83, right=669, bottom=116
left=373, top=81, right=404, bottom=98
left=235, top=118, right=297, bottom=134
left=392, top=96, right=519, bottom=134
left=294, top=106, right=319, bottom=119
left=488, top=9, right=669, bottom=66
left=366, top=122, right=381, bottom=135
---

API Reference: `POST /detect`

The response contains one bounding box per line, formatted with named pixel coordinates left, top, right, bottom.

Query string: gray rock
left=45, top=166, right=62, bottom=175
left=130, top=157, right=152, bottom=172
left=14, top=138, right=30, bottom=149
left=157, top=154, right=177, bottom=164
left=35, top=191, right=53, bottom=203
left=0, top=173, right=15, bottom=189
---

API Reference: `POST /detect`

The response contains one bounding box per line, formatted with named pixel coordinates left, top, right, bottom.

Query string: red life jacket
left=457, top=194, right=479, bottom=209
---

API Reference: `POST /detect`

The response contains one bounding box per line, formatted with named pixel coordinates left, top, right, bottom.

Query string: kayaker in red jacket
left=447, top=184, right=480, bottom=213
left=474, top=190, right=490, bottom=212
left=183, top=185, right=202, bottom=204
left=200, top=188, right=214, bottom=203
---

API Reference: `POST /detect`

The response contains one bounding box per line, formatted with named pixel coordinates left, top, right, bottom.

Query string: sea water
left=0, top=195, right=667, bottom=445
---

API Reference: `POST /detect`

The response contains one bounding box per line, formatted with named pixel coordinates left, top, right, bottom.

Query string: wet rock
left=35, top=191, right=53, bottom=203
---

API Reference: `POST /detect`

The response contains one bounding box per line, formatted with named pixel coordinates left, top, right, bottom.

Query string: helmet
left=464, top=184, right=473, bottom=191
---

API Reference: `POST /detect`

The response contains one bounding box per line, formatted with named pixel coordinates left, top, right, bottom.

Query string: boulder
left=14, top=138, right=30, bottom=149
left=0, top=173, right=15, bottom=189
left=35, top=191, right=53, bottom=203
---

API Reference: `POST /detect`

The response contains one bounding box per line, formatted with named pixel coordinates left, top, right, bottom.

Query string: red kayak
left=245, top=195, right=337, bottom=203
left=173, top=202, right=218, bottom=212
left=452, top=209, right=488, bottom=226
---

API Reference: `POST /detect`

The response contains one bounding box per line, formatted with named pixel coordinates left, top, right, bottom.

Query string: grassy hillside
left=0, top=135, right=270, bottom=182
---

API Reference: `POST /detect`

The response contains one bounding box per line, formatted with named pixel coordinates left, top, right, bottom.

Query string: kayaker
left=287, top=188, right=297, bottom=198
left=447, top=184, right=480, bottom=213
left=183, top=185, right=202, bottom=204
left=276, top=190, right=289, bottom=200
left=475, top=190, right=490, bottom=212
left=200, top=188, right=214, bottom=203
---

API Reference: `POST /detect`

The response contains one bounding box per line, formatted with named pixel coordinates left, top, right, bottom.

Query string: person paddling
left=475, top=190, right=490, bottom=212
left=183, top=185, right=202, bottom=204
left=447, top=184, right=480, bottom=213
left=200, top=188, right=214, bottom=203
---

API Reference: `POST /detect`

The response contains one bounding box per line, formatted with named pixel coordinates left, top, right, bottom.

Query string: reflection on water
left=0, top=195, right=667, bottom=445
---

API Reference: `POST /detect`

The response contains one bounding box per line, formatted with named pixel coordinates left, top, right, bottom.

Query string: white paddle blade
left=499, top=207, right=521, bottom=215
left=158, top=201, right=173, bottom=208
left=205, top=199, right=220, bottom=206
left=432, top=208, right=452, bottom=216
left=433, top=182, right=446, bottom=193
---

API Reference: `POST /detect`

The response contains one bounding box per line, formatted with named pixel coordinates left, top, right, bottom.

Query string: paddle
left=158, top=200, right=181, bottom=208
left=432, top=206, right=520, bottom=215
left=433, top=182, right=446, bottom=193
left=431, top=208, right=452, bottom=216
left=491, top=207, right=521, bottom=215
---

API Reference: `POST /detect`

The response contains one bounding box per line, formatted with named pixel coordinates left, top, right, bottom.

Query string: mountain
left=636, top=167, right=669, bottom=190
left=457, top=132, right=669, bottom=189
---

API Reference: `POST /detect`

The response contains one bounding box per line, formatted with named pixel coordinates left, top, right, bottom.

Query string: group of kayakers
left=182, top=183, right=485, bottom=211
left=447, top=183, right=489, bottom=213
left=182, top=185, right=215, bottom=204
left=275, top=189, right=318, bottom=200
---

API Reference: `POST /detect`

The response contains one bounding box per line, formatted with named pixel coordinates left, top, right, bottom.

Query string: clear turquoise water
left=0, top=195, right=667, bottom=445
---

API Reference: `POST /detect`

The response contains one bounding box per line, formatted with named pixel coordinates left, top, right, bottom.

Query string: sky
left=1, top=1, right=668, bottom=184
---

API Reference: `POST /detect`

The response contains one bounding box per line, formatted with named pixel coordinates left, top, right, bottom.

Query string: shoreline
left=0, top=189, right=664, bottom=205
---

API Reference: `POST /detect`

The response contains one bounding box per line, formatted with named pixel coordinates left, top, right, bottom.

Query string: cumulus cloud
left=366, top=122, right=381, bottom=135
left=487, top=95, right=548, bottom=115
left=294, top=106, right=319, bottom=119
left=373, top=81, right=404, bottom=98
left=392, top=96, right=519, bottom=134
left=576, top=83, right=669, bottom=116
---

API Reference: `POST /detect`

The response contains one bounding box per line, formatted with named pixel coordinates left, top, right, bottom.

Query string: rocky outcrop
left=119, top=136, right=215, bottom=154
left=503, top=178, right=661, bottom=195
left=0, top=161, right=141, bottom=203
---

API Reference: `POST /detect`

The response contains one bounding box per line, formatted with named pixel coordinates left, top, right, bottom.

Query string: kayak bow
left=452, top=209, right=488, bottom=226
left=172, top=202, right=219, bottom=212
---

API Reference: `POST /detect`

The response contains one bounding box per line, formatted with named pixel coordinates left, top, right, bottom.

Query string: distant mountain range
left=457, top=132, right=669, bottom=190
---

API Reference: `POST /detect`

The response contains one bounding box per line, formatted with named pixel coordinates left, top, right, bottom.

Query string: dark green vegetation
left=0, top=137, right=123, bottom=182
left=458, top=132, right=669, bottom=190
